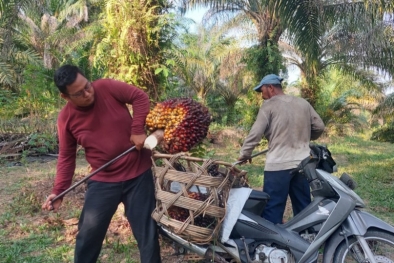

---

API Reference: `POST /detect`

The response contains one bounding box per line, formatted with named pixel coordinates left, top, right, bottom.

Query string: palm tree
left=168, top=23, right=239, bottom=104
left=0, top=0, right=100, bottom=117
left=315, top=68, right=385, bottom=134
left=16, top=0, right=93, bottom=69
left=371, top=91, right=394, bottom=142
left=181, top=0, right=323, bottom=76
left=215, top=48, right=254, bottom=124
left=279, top=2, right=394, bottom=106
left=0, top=0, right=41, bottom=92
left=280, top=66, right=386, bottom=136
left=92, top=0, right=171, bottom=100
left=181, top=0, right=394, bottom=105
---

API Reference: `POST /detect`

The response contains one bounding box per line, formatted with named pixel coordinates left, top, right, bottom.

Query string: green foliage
left=1, top=235, right=65, bottom=263
left=154, top=58, right=185, bottom=101
left=0, top=116, right=57, bottom=134
left=0, top=89, right=18, bottom=118
left=0, top=0, right=42, bottom=92
left=182, top=0, right=324, bottom=81
left=205, top=93, right=229, bottom=124
left=27, top=133, right=58, bottom=154
left=243, top=43, right=286, bottom=84
left=234, top=89, right=261, bottom=130
left=371, top=122, right=394, bottom=143
left=204, top=86, right=262, bottom=129
left=371, top=92, right=394, bottom=143
left=311, top=68, right=383, bottom=136
left=315, top=88, right=364, bottom=136
left=61, top=41, right=105, bottom=81
left=16, top=64, right=60, bottom=118
left=0, top=47, right=41, bottom=93
left=0, top=179, right=72, bottom=261
left=189, top=141, right=215, bottom=159
left=93, top=0, right=169, bottom=100
left=0, top=63, right=60, bottom=120
left=153, top=14, right=193, bottom=101
left=11, top=185, right=43, bottom=216
left=16, top=0, right=94, bottom=69
left=167, top=23, right=241, bottom=104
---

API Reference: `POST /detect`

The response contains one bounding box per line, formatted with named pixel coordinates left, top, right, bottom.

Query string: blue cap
left=253, top=74, right=284, bottom=92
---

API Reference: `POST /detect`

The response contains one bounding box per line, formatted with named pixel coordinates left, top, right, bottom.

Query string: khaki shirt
left=240, top=94, right=325, bottom=171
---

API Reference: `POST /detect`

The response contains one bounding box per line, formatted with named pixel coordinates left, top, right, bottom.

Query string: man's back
left=262, top=95, right=324, bottom=170
left=239, top=73, right=325, bottom=224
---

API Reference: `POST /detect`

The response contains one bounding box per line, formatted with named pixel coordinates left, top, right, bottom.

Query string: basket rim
left=152, top=152, right=244, bottom=173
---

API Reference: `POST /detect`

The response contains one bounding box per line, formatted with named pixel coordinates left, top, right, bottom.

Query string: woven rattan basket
left=151, top=152, right=247, bottom=244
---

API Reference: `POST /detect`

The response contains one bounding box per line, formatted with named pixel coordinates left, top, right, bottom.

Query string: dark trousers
left=74, top=169, right=161, bottom=263
left=262, top=169, right=311, bottom=224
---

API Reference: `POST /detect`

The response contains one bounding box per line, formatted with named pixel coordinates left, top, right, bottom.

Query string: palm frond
left=0, top=61, right=16, bottom=87
left=374, top=92, right=394, bottom=116
left=277, top=0, right=322, bottom=61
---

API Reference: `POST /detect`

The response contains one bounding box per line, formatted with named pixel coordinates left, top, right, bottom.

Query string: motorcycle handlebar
left=292, top=155, right=320, bottom=182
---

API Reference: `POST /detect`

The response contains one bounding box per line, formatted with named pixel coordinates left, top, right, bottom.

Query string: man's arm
left=43, top=118, right=77, bottom=211
left=239, top=107, right=269, bottom=159
left=106, top=80, right=151, bottom=149
left=310, top=106, right=325, bottom=140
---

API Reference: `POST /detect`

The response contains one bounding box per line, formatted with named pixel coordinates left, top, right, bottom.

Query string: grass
left=0, top=129, right=393, bottom=262
left=327, top=136, right=394, bottom=222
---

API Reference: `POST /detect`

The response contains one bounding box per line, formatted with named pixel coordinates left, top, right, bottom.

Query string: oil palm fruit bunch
left=168, top=206, right=189, bottom=222
left=146, top=98, right=211, bottom=153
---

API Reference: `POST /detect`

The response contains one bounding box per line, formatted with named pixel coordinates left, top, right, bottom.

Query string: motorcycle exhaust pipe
left=160, top=227, right=208, bottom=256
left=160, top=227, right=229, bottom=263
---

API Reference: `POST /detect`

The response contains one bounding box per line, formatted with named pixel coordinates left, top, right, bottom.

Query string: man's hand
left=237, top=156, right=252, bottom=165
left=130, top=134, right=147, bottom=150
left=42, top=194, right=62, bottom=211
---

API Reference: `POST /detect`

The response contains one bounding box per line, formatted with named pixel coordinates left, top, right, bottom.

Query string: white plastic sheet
left=220, top=187, right=252, bottom=243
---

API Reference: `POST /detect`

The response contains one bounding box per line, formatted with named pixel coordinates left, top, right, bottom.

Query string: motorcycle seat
left=242, top=189, right=270, bottom=215
left=249, top=189, right=270, bottom=200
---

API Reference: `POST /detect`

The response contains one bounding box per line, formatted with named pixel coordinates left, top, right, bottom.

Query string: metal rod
left=51, top=146, right=136, bottom=203
left=356, top=236, right=378, bottom=263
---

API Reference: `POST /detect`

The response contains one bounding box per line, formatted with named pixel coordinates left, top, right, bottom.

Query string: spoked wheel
left=334, top=230, right=394, bottom=263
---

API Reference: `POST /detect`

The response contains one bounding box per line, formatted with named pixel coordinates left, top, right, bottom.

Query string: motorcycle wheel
left=333, top=229, right=394, bottom=263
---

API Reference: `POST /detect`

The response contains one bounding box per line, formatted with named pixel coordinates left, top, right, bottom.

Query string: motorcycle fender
left=322, top=210, right=394, bottom=263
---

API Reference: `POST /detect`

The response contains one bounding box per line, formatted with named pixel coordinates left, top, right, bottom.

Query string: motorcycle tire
left=333, top=229, right=394, bottom=263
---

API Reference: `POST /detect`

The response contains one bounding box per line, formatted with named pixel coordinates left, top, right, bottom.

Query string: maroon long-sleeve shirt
left=51, top=79, right=152, bottom=196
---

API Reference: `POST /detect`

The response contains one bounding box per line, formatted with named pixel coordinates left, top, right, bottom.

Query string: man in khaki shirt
left=238, top=74, right=325, bottom=224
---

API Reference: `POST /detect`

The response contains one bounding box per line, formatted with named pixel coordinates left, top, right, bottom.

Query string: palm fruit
left=167, top=192, right=216, bottom=228
left=146, top=98, right=211, bottom=154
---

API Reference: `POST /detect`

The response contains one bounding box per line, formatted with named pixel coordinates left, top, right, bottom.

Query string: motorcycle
left=158, top=144, right=394, bottom=263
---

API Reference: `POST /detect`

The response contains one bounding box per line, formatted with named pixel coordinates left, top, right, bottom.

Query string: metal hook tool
left=232, top=149, right=268, bottom=166
left=51, top=129, right=164, bottom=204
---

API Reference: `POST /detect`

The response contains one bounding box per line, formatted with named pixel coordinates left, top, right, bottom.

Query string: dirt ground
left=1, top=155, right=151, bottom=262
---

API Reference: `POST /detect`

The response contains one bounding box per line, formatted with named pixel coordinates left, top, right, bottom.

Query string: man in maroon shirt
left=42, top=65, right=161, bottom=263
